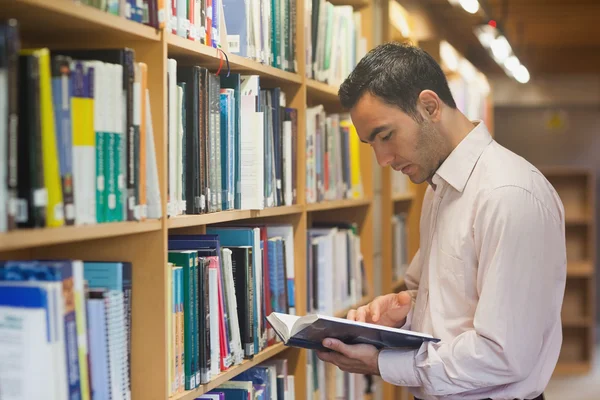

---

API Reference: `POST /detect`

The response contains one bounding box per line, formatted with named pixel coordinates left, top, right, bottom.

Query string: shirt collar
left=432, top=120, right=493, bottom=193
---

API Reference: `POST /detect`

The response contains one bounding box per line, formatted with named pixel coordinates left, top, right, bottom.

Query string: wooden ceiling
left=418, top=0, right=600, bottom=75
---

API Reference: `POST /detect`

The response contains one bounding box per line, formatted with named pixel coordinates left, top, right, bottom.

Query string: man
left=315, top=42, right=566, bottom=400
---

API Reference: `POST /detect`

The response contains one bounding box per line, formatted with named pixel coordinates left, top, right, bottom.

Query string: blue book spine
left=87, top=299, right=110, bottom=400
left=51, top=59, right=75, bottom=225
left=227, top=93, right=235, bottom=210
left=220, top=93, right=230, bottom=211
left=221, top=0, right=248, bottom=57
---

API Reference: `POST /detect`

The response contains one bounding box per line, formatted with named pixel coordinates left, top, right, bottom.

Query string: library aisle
left=1, top=1, right=600, bottom=400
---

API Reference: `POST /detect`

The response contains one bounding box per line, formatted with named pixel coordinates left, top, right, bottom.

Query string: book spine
left=51, top=55, right=75, bottom=225
left=124, top=50, right=136, bottom=221
left=5, top=20, right=19, bottom=231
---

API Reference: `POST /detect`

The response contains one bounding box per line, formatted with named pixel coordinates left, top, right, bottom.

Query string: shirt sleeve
left=378, top=185, right=567, bottom=395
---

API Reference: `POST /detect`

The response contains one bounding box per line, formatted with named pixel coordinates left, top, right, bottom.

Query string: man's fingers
left=370, top=298, right=382, bottom=322
left=347, top=309, right=357, bottom=321
left=356, top=305, right=369, bottom=322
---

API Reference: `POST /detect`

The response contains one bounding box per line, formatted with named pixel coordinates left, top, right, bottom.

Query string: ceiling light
left=491, top=35, right=511, bottom=62
left=504, top=56, right=520, bottom=74
left=514, top=65, right=530, bottom=84
left=440, top=41, right=460, bottom=71
left=459, top=0, right=479, bottom=14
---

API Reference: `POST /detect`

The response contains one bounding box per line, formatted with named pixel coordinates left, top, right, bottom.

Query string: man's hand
left=347, top=291, right=412, bottom=327
left=316, top=339, right=381, bottom=376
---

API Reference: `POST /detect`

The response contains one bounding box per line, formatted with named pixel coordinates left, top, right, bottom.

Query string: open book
left=266, top=312, right=439, bottom=351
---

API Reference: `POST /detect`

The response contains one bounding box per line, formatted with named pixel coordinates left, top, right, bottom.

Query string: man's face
left=351, top=93, right=449, bottom=184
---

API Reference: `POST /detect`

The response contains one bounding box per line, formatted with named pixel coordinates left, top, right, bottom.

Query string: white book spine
left=167, top=59, right=178, bottom=216
left=144, top=89, right=162, bottom=219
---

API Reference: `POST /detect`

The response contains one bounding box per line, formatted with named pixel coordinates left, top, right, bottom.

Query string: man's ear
left=418, top=90, right=442, bottom=122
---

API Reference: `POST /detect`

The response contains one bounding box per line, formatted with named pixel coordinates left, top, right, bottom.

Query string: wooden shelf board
left=334, top=295, right=373, bottom=318
left=553, top=361, right=592, bottom=376
left=392, top=192, right=414, bottom=202
left=306, top=78, right=343, bottom=108
left=561, top=316, right=593, bottom=328
left=168, top=205, right=304, bottom=229
left=171, top=343, right=288, bottom=400
left=306, top=198, right=371, bottom=212
left=327, top=0, right=370, bottom=9
left=568, top=260, right=595, bottom=277
left=565, top=214, right=593, bottom=225
left=168, top=34, right=302, bottom=85
left=3, top=0, right=160, bottom=42
left=0, top=220, right=162, bottom=252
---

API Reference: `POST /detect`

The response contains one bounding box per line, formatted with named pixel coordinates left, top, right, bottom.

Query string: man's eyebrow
left=360, top=125, right=390, bottom=144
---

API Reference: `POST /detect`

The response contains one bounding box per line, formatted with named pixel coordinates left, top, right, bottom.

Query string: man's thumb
left=397, top=291, right=412, bottom=307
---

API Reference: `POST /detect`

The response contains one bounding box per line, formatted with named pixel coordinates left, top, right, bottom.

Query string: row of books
left=167, top=0, right=298, bottom=75
left=0, top=20, right=161, bottom=233
left=0, top=260, right=132, bottom=400
left=166, top=59, right=298, bottom=217
left=306, top=106, right=364, bottom=204
left=80, top=0, right=165, bottom=29
left=305, top=0, right=367, bottom=87
left=197, top=360, right=295, bottom=399
left=307, top=352, right=368, bottom=400
left=166, top=225, right=295, bottom=395
left=306, top=223, right=367, bottom=316
left=392, top=212, right=409, bottom=282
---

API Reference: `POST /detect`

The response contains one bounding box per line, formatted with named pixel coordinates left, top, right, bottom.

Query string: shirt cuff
left=378, top=348, right=421, bottom=387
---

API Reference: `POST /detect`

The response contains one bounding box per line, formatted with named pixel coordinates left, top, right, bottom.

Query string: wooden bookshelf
left=0, top=1, right=378, bottom=400
left=167, top=34, right=303, bottom=86
left=3, top=0, right=161, bottom=42
left=0, top=220, right=162, bottom=252
left=306, top=198, right=371, bottom=212
left=540, top=167, right=597, bottom=376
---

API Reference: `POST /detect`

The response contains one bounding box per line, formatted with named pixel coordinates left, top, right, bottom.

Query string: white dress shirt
left=378, top=121, right=567, bottom=400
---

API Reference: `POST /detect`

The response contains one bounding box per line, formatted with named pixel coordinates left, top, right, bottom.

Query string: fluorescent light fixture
left=503, top=56, right=521, bottom=76
left=459, top=0, right=479, bottom=14
left=514, top=64, right=530, bottom=83
left=491, top=35, right=511, bottom=62
left=440, top=40, right=460, bottom=71
left=473, top=25, right=496, bottom=48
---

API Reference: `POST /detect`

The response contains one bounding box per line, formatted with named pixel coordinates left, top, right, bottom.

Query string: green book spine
left=115, top=130, right=124, bottom=221
left=168, top=251, right=197, bottom=389
left=96, top=132, right=105, bottom=222
left=105, top=132, right=117, bottom=221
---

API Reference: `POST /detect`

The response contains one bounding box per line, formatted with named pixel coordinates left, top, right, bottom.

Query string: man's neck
left=443, top=111, right=477, bottom=149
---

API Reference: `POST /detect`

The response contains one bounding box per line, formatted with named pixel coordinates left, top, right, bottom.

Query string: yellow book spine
left=22, top=48, right=64, bottom=227
left=341, top=120, right=364, bottom=199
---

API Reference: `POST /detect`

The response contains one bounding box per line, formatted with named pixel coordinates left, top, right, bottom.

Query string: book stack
left=166, top=224, right=295, bottom=395
left=306, top=222, right=367, bottom=316
left=305, top=106, right=364, bottom=204
left=392, top=213, right=408, bottom=281
left=166, top=60, right=298, bottom=217
left=0, top=260, right=132, bottom=400
left=0, top=21, right=161, bottom=233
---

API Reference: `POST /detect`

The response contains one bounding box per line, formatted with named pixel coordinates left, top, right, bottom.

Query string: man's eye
left=381, top=132, right=393, bottom=141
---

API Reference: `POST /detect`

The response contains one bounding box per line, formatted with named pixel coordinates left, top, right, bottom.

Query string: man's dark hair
left=338, top=42, right=457, bottom=120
